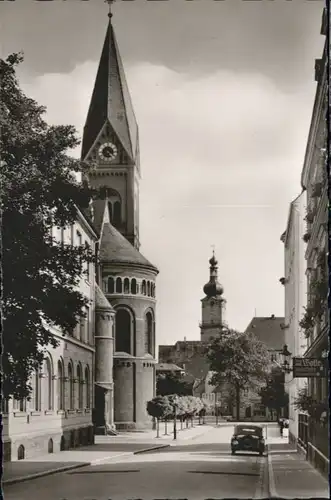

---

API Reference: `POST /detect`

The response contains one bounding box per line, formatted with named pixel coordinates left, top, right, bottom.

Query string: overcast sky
left=1, top=0, right=325, bottom=348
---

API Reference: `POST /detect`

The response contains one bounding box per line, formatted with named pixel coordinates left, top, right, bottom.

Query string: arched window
left=57, top=360, right=64, bottom=410
left=77, top=365, right=83, bottom=409
left=141, top=280, right=146, bottom=295
left=108, top=277, right=115, bottom=294
left=116, top=277, right=122, bottom=294
left=147, top=281, right=151, bottom=297
left=115, top=309, right=132, bottom=354
left=68, top=363, right=74, bottom=410
left=34, top=369, right=41, bottom=411
left=144, top=312, right=153, bottom=355
left=131, top=278, right=137, bottom=295
left=108, top=201, right=113, bottom=222
left=124, top=278, right=130, bottom=293
left=44, top=357, right=52, bottom=410
left=113, top=201, right=121, bottom=225
left=85, top=366, right=90, bottom=409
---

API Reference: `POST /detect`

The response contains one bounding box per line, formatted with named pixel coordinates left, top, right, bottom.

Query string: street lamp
left=280, top=344, right=292, bottom=374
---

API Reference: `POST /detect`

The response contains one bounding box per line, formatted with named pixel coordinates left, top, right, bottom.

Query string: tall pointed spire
left=81, top=1, right=138, bottom=163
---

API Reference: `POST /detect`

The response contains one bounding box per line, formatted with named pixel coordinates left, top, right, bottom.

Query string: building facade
left=243, top=315, right=286, bottom=421
left=298, top=8, right=328, bottom=475
left=82, top=15, right=158, bottom=430
left=280, top=192, right=307, bottom=445
left=3, top=210, right=99, bottom=461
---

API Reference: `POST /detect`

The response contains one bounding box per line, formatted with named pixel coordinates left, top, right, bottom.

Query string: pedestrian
left=280, top=418, right=284, bottom=437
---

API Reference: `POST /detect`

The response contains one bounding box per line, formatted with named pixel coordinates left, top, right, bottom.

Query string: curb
left=134, top=444, right=170, bottom=454
left=3, top=445, right=171, bottom=485
left=3, top=462, right=89, bottom=486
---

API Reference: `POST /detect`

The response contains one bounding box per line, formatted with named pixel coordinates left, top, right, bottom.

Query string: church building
left=83, top=9, right=159, bottom=431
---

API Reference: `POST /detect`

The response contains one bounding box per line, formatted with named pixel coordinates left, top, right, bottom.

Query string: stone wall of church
left=113, top=361, right=135, bottom=428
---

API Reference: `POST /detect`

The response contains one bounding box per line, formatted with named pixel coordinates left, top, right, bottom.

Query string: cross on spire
left=211, top=244, right=215, bottom=257
left=105, top=0, right=115, bottom=18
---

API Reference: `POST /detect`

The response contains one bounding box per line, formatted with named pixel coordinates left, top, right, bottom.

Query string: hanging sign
left=293, top=357, right=328, bottom=378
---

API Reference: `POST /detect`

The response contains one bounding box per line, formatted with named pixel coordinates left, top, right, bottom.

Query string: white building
left=3, top=208, right=99, bottom=461
left=281, top=192, right=307, bottom=445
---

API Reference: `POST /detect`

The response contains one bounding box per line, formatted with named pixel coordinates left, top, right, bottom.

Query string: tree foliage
left=293, top=385, right=328, bottom=421
left=258, top=367, right=289, bottom=417
left=156, top=372, right=193, bottom=397
left=0, top=53, right=96, bottom=399
left=207, top=328, right=271, bottom=419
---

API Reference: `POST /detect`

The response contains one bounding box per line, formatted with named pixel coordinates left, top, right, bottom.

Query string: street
left=3, top=425, right=268, bottom=500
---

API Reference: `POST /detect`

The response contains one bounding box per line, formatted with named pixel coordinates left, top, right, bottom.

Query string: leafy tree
left=156, top=372, right=193, bottom=397
left=207, top=328, right=270, bottom=420
left=259, top=367, right=289, bottom=419
left=146, top=396, right=173, bottom=437
left=293, top=385, right=328, bottom=421
left=0, top=53, right=96, bottom=400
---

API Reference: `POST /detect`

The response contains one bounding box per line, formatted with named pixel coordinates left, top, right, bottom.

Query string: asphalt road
left=3, top=426, right=268, bottom=500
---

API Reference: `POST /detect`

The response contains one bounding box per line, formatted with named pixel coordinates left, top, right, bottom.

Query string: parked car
left=231, top=424, right=265, bottom=456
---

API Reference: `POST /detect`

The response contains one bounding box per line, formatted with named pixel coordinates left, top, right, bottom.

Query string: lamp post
left=280, top=344, right=292, bottom=374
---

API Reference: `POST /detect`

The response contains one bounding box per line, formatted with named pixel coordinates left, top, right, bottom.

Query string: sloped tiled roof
left=245, top=316, right=285, bottom=351
left=99, top=221, right=158, bottom=272
left=81, top=21, right=138, bottom=162
left=95, top=283, right=114, bottom=311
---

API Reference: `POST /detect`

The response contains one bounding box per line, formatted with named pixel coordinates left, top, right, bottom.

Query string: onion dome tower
left=83, top=1, right=158, bottom=430
left=200, top=252, right=226, bottom=342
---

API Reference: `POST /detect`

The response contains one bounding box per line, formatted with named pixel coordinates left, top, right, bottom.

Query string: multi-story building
left=3, top=209, right=100, bottom=461
left=280, top=192, right=307, bottom=444
left=243, top=315, right=286, bottom=421
left=298, top=7, right=328, bottom=475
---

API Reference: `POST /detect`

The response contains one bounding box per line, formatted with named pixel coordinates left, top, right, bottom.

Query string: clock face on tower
left=98, top=142, right=118, bottom=162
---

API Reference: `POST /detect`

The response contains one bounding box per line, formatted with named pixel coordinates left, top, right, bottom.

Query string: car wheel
left=259, top=451, right=263, bottom=456
left=231, top=449, right=235, bottom=455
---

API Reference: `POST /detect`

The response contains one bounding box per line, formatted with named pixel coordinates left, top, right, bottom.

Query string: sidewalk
left=267, top=441, right=329, bottom=499
left=2, top=423, right=213, bottom=486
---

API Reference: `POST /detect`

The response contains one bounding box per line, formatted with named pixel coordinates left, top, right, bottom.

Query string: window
left=57, top=360, right=64, bottom=410
left=108, top=277, right=115, bottom=294
left=85, top=241, right=90, bottom=281
left=77, top=365, right=83, bottom=409
left=145, top=312, right=153, bottom=355
left=116, top=277, right=122, bottom=293
left=60, top=227, right=65, bottom=244
left=44, top=357, right=53, bottom=410
left=68, top=363, right=74, bottom=410
left=34, top=369, right=41, bottom=411
left=70, top=224, right=74, bottom=245
left=115, top=309, right=132, bottom=354
left=124, top=278, right=130, bottom=294
left=85, top=366, right=90, bottom=409
left=85, top=306, right=90, bottom=343
left=142, top=280, right=146, bottom=295
left=147, top=281, right=151, bottom=297
left=113, top=201, right=121, bottom=225
left=76, top=231, right=82, bottom=247
left=131, top=278, right=137, bottom=295
left=108, top=202, right=113, bottom=222
left=80, top=315, right=85, bottom=342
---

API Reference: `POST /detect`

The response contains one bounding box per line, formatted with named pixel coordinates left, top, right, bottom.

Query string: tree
left=207, top=329, right=270, bottom=420
left=0, top=53, right=96, bottom=400
left=146, top=396, right=173, bottom=437
left=156, top=372, right=193, bottom=397
left=259, top=367, right=289, bottom=419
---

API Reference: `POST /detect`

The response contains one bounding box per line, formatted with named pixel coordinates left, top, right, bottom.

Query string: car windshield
left=235, top=426, right=262, bottom=436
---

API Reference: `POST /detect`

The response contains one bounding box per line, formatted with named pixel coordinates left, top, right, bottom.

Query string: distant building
left=158, top=253, right=228, bottom=410
left=155, top=363, right=185, bottom=377
left=281, top=192, right=307, bottom=445
left=299, top=7, right=328, bottom=476
left=243, top=315, right=286, bottom=421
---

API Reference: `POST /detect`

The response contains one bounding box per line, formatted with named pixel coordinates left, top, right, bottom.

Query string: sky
left=1, top=0, right=325, bottom=349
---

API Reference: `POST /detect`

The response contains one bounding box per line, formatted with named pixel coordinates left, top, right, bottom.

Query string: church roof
left=81, top=20, right=138, bottom=162
left=245, top=316, right=285, bottom=351
left=99, top=220, right=158, bottom=272
left=95, top=283, right=114, bottom=311
left=156, top=363, right=184, bottom=372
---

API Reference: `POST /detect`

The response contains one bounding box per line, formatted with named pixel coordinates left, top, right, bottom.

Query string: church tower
left=82, top=3, right=158, bottom=431
left=200, top=252, right=226, bottom=342
left=81, top=5, right=140, bottom=249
